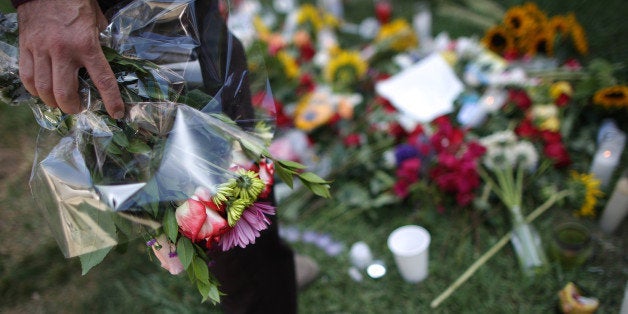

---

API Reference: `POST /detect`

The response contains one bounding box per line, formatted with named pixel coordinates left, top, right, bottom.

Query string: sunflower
left=522, top=2, right=549, bottom=26
left=324, top=50, right=368, bottom=88
left=503, top=6, right=536, bottom=38
left=482, top=25, right=514, bottom=55
left=549, top=15, right=571, bottom=36
left=526, top=29, right=555, bottom=56
left=375, top=19, right=419, bottom=52
left=568, top=15, right=589, bottom=55
left=593, top=85, right=628, bottom=109
left=276, top=51, right=300, bottom=79
left=570, top=171, right=604, bottom=218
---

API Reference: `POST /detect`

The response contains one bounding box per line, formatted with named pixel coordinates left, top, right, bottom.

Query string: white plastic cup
left=387, top=225, right=431, bottom=283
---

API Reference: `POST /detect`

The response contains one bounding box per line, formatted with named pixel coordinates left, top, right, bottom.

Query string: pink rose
left=175, top=198, right=228, bottom=244
left=150, top=234, right=184, bottom=275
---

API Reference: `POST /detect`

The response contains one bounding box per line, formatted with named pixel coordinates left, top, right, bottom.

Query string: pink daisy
left=219, top=202, right=276, bottom=251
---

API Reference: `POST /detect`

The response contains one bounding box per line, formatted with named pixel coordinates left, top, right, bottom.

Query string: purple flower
left=219, top=202, right=276, bottom=251
left=394, top=144, right=420, bottom=166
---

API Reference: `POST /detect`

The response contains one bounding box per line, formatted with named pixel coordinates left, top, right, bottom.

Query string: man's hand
left=17, top=0, right=124, bottom=118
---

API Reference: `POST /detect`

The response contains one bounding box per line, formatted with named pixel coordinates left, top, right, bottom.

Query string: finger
left=84, top=53, right=125, bottom=119
left=17, top=48, right=39, bottom=98
left=51, top=59, right=81, bottom=113
left=32, top=53, right=58, bottom=109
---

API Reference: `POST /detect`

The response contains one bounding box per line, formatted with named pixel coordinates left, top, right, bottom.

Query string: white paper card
left=375, top=53, right=463, bottom=123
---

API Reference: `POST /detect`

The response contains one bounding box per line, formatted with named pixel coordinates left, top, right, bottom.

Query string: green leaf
left=239, top=138, right=264, bottom=156
left=192, top=256, right=210, bottom=284
left=277, top=159, right=308, bottom=170
left=162, top=208, right=178, bottom=243
left=127, top=139, right=151, bottom=154
left=79, top=246, right=113, bottom=275
left=301, top=180, right=332, bottom=199
left=112, top=213, right=135, bottom=237
left=275, top=164, right=294, bottom=188
left=207, top=284, right=221, bottom=304
left=298, top=172, right=331, bottom=184
left=176, top=237, right=194, bottom=269
left=197, top=280, right=212, bottom=303
left=106, top=143, right=123, bottom=155
left=112, top=131, right=129, bottom=147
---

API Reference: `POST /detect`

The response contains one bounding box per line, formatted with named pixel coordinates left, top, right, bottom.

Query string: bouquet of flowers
left=478, top=130, right=548, bottom=276
left=0, top=0, right=329, bottom=303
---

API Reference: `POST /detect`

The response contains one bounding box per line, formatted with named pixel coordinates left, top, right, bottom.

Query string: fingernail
left=113, top=110, right=125, bottom=120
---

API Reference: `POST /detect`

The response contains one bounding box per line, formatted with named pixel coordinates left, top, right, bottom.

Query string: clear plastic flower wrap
left=0, top=0, right=330, bottom=303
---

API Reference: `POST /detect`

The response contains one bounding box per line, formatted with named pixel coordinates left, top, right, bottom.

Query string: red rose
left=175, top=198, right=228, bottom=244
left=544, top=141, right=571, bottom=168
left=343, top=133, right=363, bottom=147
left=297, top=74, right=316, bottom=96
left=394, top=157, right=421, bottom=198
left=516, top=118, right=539, bottom=139
left=299, top=42, right=316, bottom=62
left=508, top=89, right=532, bottom=110
left=540, top=130, right=562, bottom=144
left=555, top=93, right=571, bottom=107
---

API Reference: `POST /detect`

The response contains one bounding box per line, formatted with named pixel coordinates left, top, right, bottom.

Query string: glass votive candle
left=550, top=222, right=593, bottom=269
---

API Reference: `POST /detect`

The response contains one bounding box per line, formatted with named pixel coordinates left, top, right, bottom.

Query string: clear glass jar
left=550, top=222, right=593, bottom=269
left=509, top=206, right=549, bottom=277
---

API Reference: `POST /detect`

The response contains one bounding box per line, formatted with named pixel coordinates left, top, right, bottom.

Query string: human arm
left=16, top=0, right=124, bottom=118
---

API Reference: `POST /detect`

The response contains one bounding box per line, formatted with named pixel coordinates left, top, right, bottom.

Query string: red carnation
left=555, top=93, right=571, bottom=107
left=343, top=133, right=363, bottom=147
left=508, top=89, right=532, bottom=110
left=544, top=141, right=571, bottom=168
left=515, top=118, right=539, bottom=139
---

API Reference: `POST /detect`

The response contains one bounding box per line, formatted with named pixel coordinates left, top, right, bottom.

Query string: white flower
left=512, top=141, right=538, bottom=171
left=479, top=130, right=517, bottom=150
left=483, top=145, right=513, bottom=170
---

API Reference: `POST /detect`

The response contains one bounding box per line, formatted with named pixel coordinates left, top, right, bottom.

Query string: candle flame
left=486, top=96, right=494, bottom=105
left=603, top=150, right=612, bottom=158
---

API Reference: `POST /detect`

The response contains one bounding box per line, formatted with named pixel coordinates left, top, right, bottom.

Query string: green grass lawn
left=0, top=0, right=626, bottom=313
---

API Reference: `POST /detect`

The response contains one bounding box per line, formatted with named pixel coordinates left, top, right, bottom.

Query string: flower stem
left=430, top=190, right=571, bottom=309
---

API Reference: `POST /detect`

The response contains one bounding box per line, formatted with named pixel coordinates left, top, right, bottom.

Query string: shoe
left=294, top=254, right=320, bottom=290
